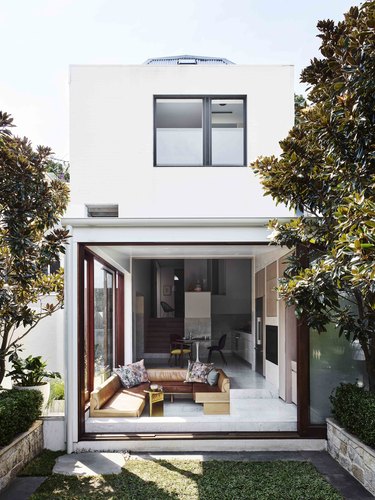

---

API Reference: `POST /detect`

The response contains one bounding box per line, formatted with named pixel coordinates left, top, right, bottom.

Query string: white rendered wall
left=3, top=296, right=64, bottom=388
left=68, top=64, right=294, bottom=219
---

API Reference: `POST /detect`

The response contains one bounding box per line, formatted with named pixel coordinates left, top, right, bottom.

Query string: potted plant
left=7, top=354, right=61, bottom=408
left=47, top=378, right=65, bottom=413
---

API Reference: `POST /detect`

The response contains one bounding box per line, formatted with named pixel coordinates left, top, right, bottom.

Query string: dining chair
left=168, top=334, right=192, bottom=367
left=207, top=334, right=227, bottom=364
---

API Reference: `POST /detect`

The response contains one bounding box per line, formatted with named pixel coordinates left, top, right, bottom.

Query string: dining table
left=182, top=336, right=208, bottom=363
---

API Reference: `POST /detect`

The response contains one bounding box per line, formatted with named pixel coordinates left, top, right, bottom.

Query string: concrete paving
left=0, top=477, right=46, bottom=500
left=53, top=452, right=127, bottom=476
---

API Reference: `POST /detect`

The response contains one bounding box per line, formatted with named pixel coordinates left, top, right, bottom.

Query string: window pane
left=309, top=324, right=367, bottom=424
left=93, top=260, right=114, bottom=388
left=156, top=99, right=203, bottom=165
left=211, top=99, right=244, bottom=165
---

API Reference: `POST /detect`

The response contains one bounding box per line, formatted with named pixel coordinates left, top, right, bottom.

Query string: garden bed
left=0, top=420, right=43, bottom=491
left=327, top=418, right=375, bottom=496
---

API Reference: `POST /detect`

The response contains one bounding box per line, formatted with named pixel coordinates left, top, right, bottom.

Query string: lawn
left=30, top=458, right=342, bottom=500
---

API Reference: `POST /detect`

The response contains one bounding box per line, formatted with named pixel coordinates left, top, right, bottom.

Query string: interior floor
left=85, top=355, right=297, bottom=434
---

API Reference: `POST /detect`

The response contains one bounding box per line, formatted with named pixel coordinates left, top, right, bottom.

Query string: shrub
left=330, top=383, right=375, bottom=448
left=48, top=379, right=64, bottom=407
left=0, top=389, right=43, bottom=447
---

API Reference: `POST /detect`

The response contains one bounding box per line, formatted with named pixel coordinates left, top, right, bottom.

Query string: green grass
left=30, top=459, right=342, bottom=500
left=19, top=449, right=65, bottom=476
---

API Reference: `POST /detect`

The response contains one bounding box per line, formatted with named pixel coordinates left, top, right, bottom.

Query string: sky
left=0, top=0, right=360, bottom=160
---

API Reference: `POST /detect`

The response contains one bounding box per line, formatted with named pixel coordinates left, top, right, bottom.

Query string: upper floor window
left=154, top=96, right=246, bottom=167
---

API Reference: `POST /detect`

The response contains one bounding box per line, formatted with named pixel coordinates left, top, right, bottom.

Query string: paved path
left=0, top=451, right=372, bottom=499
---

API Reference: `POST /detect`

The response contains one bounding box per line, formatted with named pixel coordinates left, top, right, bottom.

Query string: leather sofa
left=90, top=367, right=230, bottom=417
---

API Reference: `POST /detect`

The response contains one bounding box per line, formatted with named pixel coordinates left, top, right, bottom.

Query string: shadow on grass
left=31, top=460, right=342, bottom=500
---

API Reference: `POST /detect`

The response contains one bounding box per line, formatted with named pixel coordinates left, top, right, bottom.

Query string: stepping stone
left=53, top=452, right=126, bottom=476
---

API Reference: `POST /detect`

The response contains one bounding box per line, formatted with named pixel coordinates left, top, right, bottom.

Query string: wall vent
left=86, top=204, right=119, bottom=217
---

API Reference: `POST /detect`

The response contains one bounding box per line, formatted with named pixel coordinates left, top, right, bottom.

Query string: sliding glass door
left=93, top=260, right=114, bottom=388
left=81, top=250, right=124, bottom=409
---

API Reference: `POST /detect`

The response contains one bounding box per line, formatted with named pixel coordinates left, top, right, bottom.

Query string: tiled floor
left=86, top=354, right=297, bottom=433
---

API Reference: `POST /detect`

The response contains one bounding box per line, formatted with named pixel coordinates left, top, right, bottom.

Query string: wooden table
left=145, top=390, right=164, bottom=416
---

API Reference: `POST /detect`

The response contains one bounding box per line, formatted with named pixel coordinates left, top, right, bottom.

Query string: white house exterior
left=60, top=56, right=365, bottom=453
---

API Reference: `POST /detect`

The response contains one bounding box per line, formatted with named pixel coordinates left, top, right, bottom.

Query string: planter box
left=327, top=418, right=375, bottom=496
left=0, top=420, right=43, bottom=491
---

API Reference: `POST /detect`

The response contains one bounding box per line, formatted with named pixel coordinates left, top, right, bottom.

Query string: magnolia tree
left=252, top=3, right=375, bottom=390
left=0, top=112, right=69, bottom=385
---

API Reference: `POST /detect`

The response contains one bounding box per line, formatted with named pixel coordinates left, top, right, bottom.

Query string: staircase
left=144, top=318, right=184, bottom=353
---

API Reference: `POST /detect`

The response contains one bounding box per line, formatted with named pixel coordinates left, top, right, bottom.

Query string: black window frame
left=154, top=95, right=247, bottom=167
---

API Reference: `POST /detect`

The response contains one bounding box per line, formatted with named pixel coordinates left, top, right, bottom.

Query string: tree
left=0, top=112, right=69, bottom=385
left=252, top=2, right=375, bottom=390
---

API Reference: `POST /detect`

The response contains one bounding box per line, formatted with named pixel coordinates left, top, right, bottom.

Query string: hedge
left=0, top=389, right=43, bottom=447
left=330, top=383, right=375, bottom=448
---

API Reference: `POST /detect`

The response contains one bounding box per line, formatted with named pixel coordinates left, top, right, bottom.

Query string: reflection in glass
left=93, top=260, right=114, bottom=388
left=156, top=99, right=203, bottom=165
left=309, top=324, right=366, bottom=424
left=211, top=99, right=244, bottom=165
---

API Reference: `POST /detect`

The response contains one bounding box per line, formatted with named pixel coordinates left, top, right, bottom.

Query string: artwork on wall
left=163, top=285, right=172, bottom=296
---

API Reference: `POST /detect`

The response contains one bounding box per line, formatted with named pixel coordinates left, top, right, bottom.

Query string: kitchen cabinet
left=231, top=330, right=252, bottom=366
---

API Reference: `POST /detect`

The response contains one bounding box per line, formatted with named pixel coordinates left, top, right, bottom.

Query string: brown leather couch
left=90, top=367, right=230, bottom=417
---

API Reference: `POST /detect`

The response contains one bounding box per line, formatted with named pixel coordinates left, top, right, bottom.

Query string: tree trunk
left=0, top=324, right=12, bottom=387
left=0, top=356, right=5, bottom=387
left=365, top=340, right=375, bottom=393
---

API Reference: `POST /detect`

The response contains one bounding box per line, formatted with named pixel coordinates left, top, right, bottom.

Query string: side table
left=146, top=390, right=164, bottom=416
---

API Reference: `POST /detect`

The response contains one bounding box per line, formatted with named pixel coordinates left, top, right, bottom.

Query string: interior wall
left=160, top=267, right=175, bottom=314
left=184, top=259, right=208, bottom=291
left=132, top=260, right=151, bottom=358
left=254, top=247, right=296, bottom=401
left=211, top=259, right=251, bottom=345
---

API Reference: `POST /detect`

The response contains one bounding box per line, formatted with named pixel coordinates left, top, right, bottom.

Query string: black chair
left=207, top=334, right=227, bottom=364
left=160, top=301, right=175, bottom=317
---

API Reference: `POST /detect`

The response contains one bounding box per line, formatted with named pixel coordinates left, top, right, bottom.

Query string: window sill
left=154, top=165, right=247, bottom=168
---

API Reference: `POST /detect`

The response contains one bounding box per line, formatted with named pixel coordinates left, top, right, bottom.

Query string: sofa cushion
left=207, top=369, right=219, bottom=386
left=185, top=361, right=214, bottom=383
left=158, top=381, right=193, bottom=393
left=147, top=368, right=187, bottom=382
left=102, top=390, right=145, bottom=416
left=193, top=382, right=221, bottom=394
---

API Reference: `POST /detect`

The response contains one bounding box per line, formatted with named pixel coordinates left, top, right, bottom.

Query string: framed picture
left=163, top=285, right=172, bottom=296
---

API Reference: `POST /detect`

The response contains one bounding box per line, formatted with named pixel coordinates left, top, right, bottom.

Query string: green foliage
left=294, top=94, right=308, bottom=125
left=7, top=354, right=60, bottom=387
left=45, top=159, right=70, bottom=183
left=251, top=2, right=375, bottom=390
left=19, top=449, right=65, bottom=476
left=331, top=383, right=375, bottom=447
left=0, top=111, right=70, bottom=385
left=31, top=460, right=341, bottom=500
left=48, top=378, right=64, bottom=404
left=0, top=389, right=43, bottom=446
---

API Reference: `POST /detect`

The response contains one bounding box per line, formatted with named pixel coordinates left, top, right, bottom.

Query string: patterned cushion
left=185, top=361, right=214, bottom=383
left=114, top=366, right=142, bottom=388
left=130, top=359, right=149, bottom=383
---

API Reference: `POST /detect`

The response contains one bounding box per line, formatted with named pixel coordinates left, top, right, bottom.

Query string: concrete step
left=230, top=388, right=279, bottom=400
